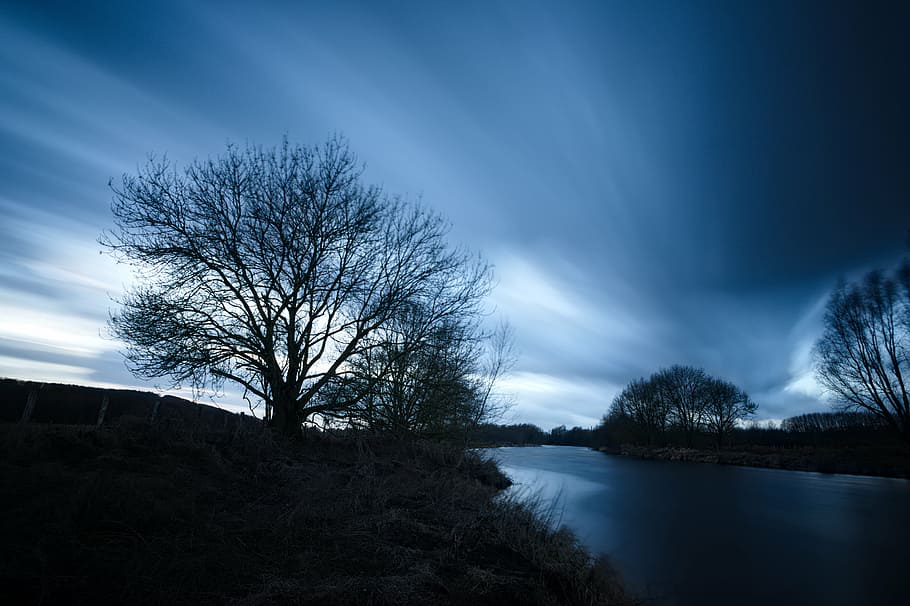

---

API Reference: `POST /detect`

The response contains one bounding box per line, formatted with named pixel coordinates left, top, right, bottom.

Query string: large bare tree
left=814, top=261, right=910, bottom=444
left=103, top=137, right=492, bottom=436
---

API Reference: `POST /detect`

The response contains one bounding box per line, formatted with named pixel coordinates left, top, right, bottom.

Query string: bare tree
left=333, top=312, right=474, bottom=438
left=332, top=314, right=513, bottom=441
left=463, top=321, right=515, bottom=440
left=605, top=367, right=756, bottom=448
left=814, top=260, right=910, bottom=444
left=103, top=137, right=492, bottom=436
left=609, top=377, right=667, bottom=445
left=654, top=365, right=709, bottom=447
left=702, top=377, right=756, bottom=449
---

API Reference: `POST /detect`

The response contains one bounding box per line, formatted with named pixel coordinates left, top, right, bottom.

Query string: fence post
left=97, top=393, right=110, bottom=428
left=149, top=397, right=161, bottom=424
left=19, top=384, right=40, bottom=423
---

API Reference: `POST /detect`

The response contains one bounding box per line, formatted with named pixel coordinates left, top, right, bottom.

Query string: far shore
left=602, top=444, right=910, bottom=479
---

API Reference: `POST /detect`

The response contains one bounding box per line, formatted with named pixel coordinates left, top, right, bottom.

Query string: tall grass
left=1, top=423, right=633, bottom=605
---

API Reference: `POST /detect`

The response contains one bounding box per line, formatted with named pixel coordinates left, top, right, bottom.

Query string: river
left=486, top=445, right=910, bottom=606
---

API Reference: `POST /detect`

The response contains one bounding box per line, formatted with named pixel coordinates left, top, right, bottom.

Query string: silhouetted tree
left=655, top=365, right=710, bottom=447
left=103, top=137, right=492, bottom=436
left=600, top=367, right=756, bottom=449
left=596, top=408, right=640, bottom=447
left=468, top=322, right=516, bottom=437
left=327, top=310, right=512, bottom=441
left=322, top=309, right=468, bottom=437
left=702, top=377, right=756, bottom=449
left=814, top=260, right=910, bottom=444
left=610, top=377, right=667, bottom=445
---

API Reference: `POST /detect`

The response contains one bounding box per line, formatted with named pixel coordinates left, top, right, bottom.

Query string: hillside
left=0, top=378, right=257, bottom=430
left=0, top=382, right=630, bottom=605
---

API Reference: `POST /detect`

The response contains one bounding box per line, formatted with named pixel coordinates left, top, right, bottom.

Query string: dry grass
left=0, top=422, right=633, bottom=605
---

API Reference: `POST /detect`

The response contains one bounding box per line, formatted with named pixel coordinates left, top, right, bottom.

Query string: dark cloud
left=1, top=1, right=908, bottom=427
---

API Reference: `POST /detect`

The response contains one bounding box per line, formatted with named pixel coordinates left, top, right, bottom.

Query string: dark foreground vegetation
left=1, top=392, right=630, bottom=605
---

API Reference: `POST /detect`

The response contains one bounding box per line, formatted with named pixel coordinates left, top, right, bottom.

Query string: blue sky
left=1, top=0, right=909, bottom=428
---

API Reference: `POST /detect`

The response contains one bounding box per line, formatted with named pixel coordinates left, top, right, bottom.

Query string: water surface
left=487, top=445, right=910, bottom=606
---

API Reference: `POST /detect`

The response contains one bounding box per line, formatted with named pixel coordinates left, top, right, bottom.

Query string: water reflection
left=486, top=446, right=910, bottom=606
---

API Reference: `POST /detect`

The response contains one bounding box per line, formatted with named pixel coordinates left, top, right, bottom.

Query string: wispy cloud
left=499, top=371, right=619, bottom=429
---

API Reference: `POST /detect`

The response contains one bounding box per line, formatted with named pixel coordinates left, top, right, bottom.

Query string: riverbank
left=606, top=444, right=910, bottom=478
left=1, top=421, right=631, bottom=605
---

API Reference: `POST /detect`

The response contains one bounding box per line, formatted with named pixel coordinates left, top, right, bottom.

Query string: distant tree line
left=469, top=423, right=595, bottom=447
left=548, top=425, right=598, bottom=446
left=780, top=411, right=886, bottom=434
left=721, top=412, right=896, bottom=450
left=473, top=409, right=897, bottom=451
left=471, top=423, right=548, bottom=446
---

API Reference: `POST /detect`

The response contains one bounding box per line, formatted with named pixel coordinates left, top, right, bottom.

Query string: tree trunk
left=271, top=396, right=301, bottom=437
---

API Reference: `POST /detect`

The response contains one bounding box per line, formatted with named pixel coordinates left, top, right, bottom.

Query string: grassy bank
left=608, top=444, right=910, bottom=478
left=1, top=421, right=631, bottom=605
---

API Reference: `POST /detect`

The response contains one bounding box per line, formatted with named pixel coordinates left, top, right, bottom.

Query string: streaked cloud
left=0, top=356, right=95, bottom=384
left=499, top=371, right=620, bottom=429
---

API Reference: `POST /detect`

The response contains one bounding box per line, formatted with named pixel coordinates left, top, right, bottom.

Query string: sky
left=1, top=0, right=909, bottom=429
